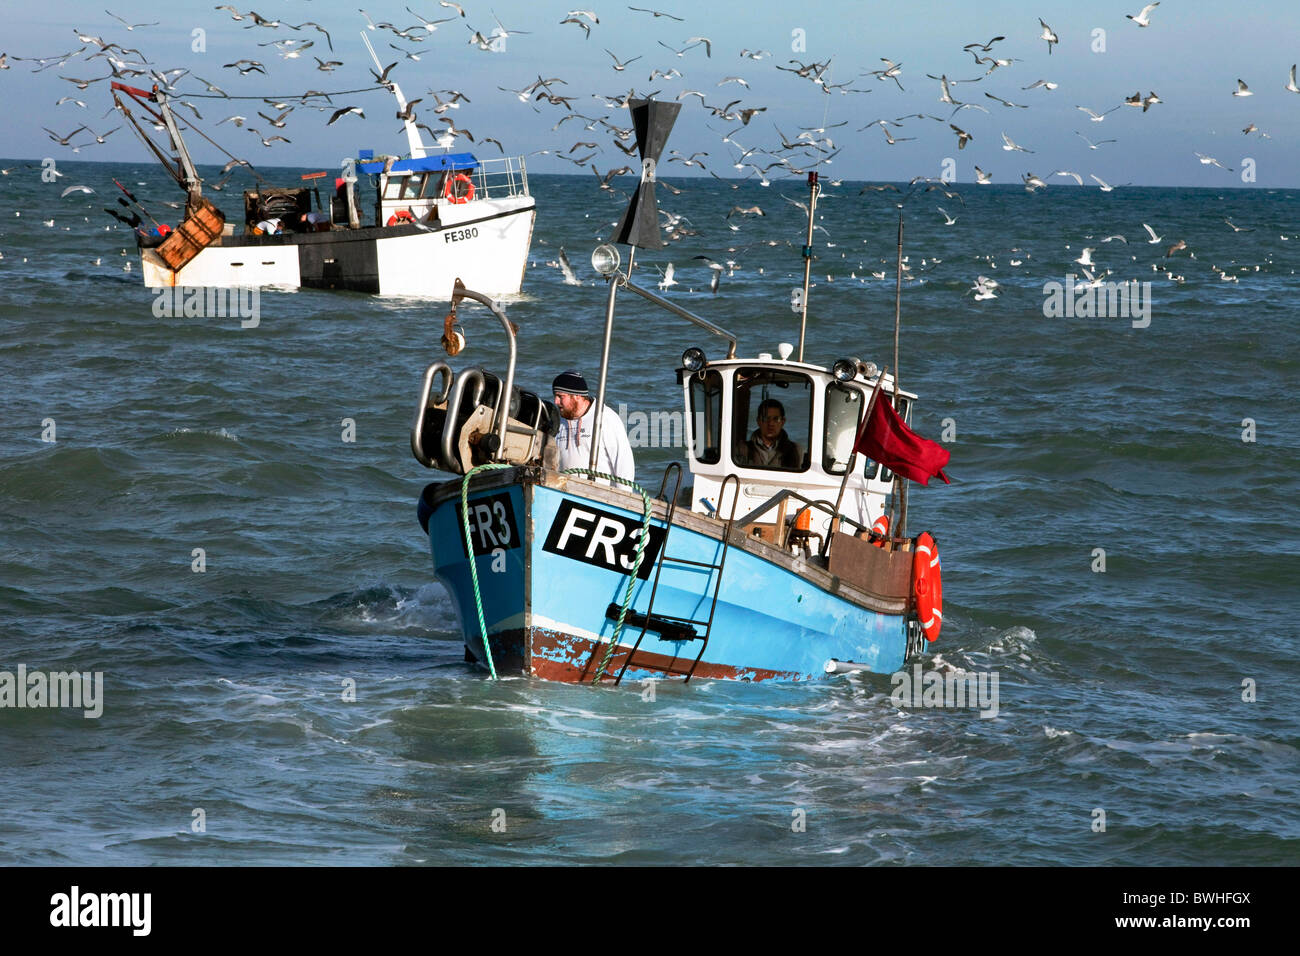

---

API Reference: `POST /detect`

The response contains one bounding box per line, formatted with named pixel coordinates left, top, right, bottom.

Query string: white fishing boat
left=109, top=68, right=535, bottom=297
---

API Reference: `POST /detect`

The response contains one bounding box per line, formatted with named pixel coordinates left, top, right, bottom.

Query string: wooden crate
left=157, top=196, right=226, bottom=272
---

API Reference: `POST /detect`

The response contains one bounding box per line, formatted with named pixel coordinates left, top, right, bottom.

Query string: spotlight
left=591, top=243, right=620, bottom=276
left=681, top=347, right=707, bottom=372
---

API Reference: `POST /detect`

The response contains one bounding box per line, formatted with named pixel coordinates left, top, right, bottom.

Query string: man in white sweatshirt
left=551, top=369, right=635, bottom=482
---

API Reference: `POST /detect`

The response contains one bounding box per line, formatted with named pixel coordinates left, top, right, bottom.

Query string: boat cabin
left=679, top=346, right=916, bottom=549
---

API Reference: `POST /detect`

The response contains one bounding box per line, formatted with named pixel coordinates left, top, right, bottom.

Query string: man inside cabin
left=551, top=370, right=635, bottom=483
left=735, top=398, right=802, bottom=469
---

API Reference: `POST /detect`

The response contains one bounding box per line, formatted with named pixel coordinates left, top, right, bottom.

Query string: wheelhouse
left=680, top=348, right=917, bottom=548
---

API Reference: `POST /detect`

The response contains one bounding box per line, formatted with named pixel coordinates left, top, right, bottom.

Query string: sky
left=4, top=0, right=1299, bottom=188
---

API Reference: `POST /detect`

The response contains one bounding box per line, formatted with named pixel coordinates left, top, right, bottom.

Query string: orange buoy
left=386, top=209, right=416, bottom=226
left=795, top=507, right=811, bottom=532
left=912, top=531, right=942, bottom=642
left=870, top=514, right=889, bottom=548
left=444, top=172, right=475, bottom=204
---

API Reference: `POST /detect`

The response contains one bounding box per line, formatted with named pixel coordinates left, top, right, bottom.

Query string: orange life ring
left=444, top=172, right=474, bottom=204
left=870, top=514, right=889, bottom=548
left=386, top=209, right=416, bottom=226
left=912, top=531, right=942, bottom=642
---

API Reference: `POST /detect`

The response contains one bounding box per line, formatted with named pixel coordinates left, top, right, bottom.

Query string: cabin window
left=688, top=370, right=723, bottom=464
left=823, top=384, right=864, bottom=474
left=730, top=367, right=812, bottom=472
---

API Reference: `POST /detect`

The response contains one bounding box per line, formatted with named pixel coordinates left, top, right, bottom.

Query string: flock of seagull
left=1, top=2, right=1294, bottom=295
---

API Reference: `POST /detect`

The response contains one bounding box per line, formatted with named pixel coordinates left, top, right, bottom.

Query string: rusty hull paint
left=462, top=626, right=799, bottom=682
left=527, top=625, right=799, bottom=683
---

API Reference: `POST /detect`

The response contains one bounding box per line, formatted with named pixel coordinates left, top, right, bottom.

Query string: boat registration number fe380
left=444, top=227, right=480, bottom=244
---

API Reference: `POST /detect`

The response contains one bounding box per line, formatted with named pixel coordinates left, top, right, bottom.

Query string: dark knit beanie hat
left=552, top=370, right=590, bottom=397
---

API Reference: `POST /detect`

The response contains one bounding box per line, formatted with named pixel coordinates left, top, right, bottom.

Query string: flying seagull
left=1126, top=3, right=1159, bottom=27
left=1232, top=78, right=1253, bottom=97
left=1038, top=18, right=1058, bottom=55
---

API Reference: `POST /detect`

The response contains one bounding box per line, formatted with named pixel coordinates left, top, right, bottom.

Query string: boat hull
left=420, top=469, right=914, bottom=683
left=141, top=196, right=536, bottom=297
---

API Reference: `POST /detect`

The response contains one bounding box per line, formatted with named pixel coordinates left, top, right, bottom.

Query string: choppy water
left=1, top=158, right=1297, bottom=865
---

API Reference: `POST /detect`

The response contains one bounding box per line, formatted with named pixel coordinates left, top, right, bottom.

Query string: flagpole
left=822, top=366, right=890, bottom=559
left=797, top=170, right=819, bottom=362
left=890, top=214, right=905, bottom=541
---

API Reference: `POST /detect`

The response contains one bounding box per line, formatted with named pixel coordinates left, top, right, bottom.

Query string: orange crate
left=157, top=196, right=226, bottom=271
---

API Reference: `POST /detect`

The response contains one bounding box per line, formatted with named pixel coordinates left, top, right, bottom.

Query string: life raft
left=444, top=172, right=474, bottom=204
left=386, top=209, right=416, bottom=227
left=912, top=532, right=942, bottom=642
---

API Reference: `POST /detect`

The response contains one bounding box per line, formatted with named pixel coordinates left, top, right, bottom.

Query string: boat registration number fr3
left=444, top=226, right=479, bottom=243
left=543, top=500, right=665, bottom=580
left=455, top=492, right=521, bottom=558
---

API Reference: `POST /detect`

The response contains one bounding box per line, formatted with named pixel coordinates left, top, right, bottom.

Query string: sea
left=1, top=159, right=1297, bottom=868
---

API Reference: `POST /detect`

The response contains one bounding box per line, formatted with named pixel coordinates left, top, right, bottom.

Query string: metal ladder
left=614, top=470, right=740, bottom=684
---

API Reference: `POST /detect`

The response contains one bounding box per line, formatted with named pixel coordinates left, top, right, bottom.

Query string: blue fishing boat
left=409, top=100, right=950, bottom=684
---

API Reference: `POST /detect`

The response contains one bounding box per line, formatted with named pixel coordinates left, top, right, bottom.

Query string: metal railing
left=469, top=155, right=529, bottom=200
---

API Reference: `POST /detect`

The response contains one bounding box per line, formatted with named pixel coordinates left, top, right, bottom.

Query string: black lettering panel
left=455, top=492, right=521, bottom=558
left=542, top=500, right=665, bottom=580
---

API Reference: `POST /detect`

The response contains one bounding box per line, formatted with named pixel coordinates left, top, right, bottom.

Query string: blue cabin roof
left=356, top=152, right=478, bottom=175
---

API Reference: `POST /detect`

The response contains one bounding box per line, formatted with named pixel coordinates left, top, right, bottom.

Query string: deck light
left=860, top=361, right=879, bottom=380
left=832, top=358, right=858, bottom=382
left=681, top=347, right=707, bottom=372
left=591, top=243, right=621, bottom=276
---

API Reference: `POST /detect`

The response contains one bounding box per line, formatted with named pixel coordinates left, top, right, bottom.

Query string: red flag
left=854, top=395, right=951, bottom=485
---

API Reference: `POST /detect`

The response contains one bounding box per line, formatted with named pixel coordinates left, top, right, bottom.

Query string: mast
left=360, top=32, right=427, bottom=159
left=155, top=87, right=203, bottom=201
left=797, top=170, right=819, bottom=362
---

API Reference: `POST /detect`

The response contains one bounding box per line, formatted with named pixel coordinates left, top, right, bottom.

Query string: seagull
left=1075, top=247, right=1095, bottom=267
left=1195, top=152, right=1233, bottom=170
left=1023, top=172, right=1047, bottom=192
left=327, top=106, right=365, bottom=125
left=1223, top=218, right=1253, bottom=233
left=1001, top=132, right=1033, bottom=152
left=937, top=207, right=957, bottom=225
left=949, top=124, right=973, bottom=149
left=1038, top=18, right=1058, bottom=55
left=1075, top=131, right=1116, bottom=150
left=1052, top=169, right=1084, bottom=185
left=223, top=59, right=266, bottom=75
left=560, top=16, right=591, bottom=38
left=627, top=6, right=684, bottom=22
left=1287, top=65, right=1300, bottom=94
left=1022, top=80, right=1058, bottom=91
left=605, top=50, right=641, bottom=71
left=314, top=57, right=343, bottom=72
left=657, top=262, right=677, bottom=290
left=105, top=9, right=159, bottom=30
left=974, top=166, right=992, bottom=184
left=43, top=126, right=87, bottom=146
left=1232, top=78, right=1253, bottom=97
left=1142, top=223, right=1162, bottom=244
left=439, top=1, right=466, bottom=15
left=970, top=275, right=998, bottom=300
left=556, top=247, right=581, bottom=285
left=60, top=184, right=94, bottom=197
left=1077, top=105, right=1119, bottom=122
left=1164, top=239, right=1187, bottom=257
left=1126, top=3, right=1160, bottom=27
left=1090, top=174, right=1116, bottom=192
